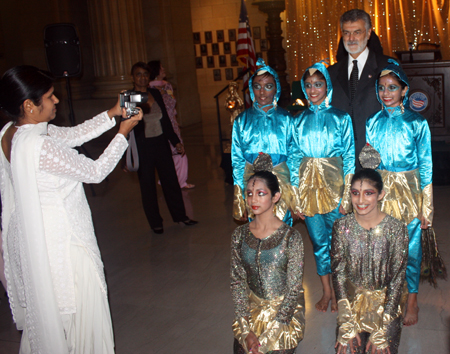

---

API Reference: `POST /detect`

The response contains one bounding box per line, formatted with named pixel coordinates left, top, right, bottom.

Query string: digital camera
left=120, top=91, right=148, bottom=118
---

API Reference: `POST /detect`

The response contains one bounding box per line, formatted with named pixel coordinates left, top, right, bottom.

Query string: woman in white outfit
left=0, top=65, right=142, bottom=354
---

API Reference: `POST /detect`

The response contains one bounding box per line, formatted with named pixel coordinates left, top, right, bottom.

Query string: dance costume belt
left=233, top=162, right=294, bottom=221
left=293, top=157, right=352, bottom=217
left=232, top=290, right=305, bottom=353
left=337, top=281, right=408, bottom=349
left=378, top=169, right=434, bottom=225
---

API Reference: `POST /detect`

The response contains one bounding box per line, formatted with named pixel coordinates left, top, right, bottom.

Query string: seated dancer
left=366, top=59, right=433, bottom=326
left=332, top=166, right=408, bottom=354
left=292, top=62, right=355, bottom=312
left=231, top=58, right=298, bottom=225
left=231, top=153, right=305, bottom=354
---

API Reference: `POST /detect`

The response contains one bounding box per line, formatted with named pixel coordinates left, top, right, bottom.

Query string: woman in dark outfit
left=130, top=62, right=197, bottom=233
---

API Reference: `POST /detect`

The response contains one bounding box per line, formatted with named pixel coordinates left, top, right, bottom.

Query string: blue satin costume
left=293, top=62, right=355, bottom=276
left=232, top=59, right=298, bottom=225
left=366, top=60, right=433, bottom=293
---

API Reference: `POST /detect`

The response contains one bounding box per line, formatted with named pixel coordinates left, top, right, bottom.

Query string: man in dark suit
left=328, top=9, right=391, bottom=170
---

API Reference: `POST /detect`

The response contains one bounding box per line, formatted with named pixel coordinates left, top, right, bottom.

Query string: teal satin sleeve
left=231, top=106, right=296, bottom=189
left=341, top=113, right=356, bottom=177
left=287, top=116, right=301, bottom=187
left=293, top=106, right=355, bottom=183
left=415, top=116, right=433, bottom=188
left=231, top=115, right=246, bottom=192
left=366, top=108, right=433, bottom=188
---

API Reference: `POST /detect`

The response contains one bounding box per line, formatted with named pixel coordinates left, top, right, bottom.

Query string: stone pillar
left=87, top=0, right=147, bottom=98
left=253, top=0, right=290, bottom=108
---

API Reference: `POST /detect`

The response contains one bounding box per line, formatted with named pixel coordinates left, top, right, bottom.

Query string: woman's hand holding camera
left=118, top=107, right=142, bottom=137
left=108, top=93, right=143, bottom=137
left=107, top=94, right=124, bottom=119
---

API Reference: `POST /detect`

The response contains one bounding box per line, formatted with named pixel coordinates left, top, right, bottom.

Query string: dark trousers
left=136, top=135, right=187, bottom=229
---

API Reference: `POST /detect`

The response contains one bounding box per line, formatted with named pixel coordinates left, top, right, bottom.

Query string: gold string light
left=285, top=0, right=449, bottom=81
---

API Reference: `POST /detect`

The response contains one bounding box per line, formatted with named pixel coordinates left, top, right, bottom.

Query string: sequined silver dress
left=331, top=213, right=409, bottom=354
left=231, top=223, right=305, bottom=354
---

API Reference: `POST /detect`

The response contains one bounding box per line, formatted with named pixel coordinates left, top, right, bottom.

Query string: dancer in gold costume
left=332, top=167, right=408, bottom=354
left=231, top=153, right=305, bottom=354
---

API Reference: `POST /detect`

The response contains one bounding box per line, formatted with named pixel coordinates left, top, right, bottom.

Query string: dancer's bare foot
left=315, top=293, right=331, bottom=312
left=403, top=293, right=419, bottom=326
left=331, top=289, right=337, bottom=312
left=316, top=274, right=334, bottom=312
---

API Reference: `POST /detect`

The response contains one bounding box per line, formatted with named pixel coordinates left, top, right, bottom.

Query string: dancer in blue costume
left=292, top=62, right=355, bottom=312
left=365, top=59, right=433, bottom=326
left=232, top=58, right=298, bottom=226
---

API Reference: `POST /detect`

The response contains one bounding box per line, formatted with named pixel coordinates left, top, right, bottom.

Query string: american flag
left=236, top=0, right=257, bottom=108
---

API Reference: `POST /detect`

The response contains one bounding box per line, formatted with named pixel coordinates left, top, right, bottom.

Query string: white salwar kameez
left=0, top=112, right=127, bottom=354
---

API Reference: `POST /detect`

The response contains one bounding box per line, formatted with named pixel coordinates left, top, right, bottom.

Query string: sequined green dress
left=331, top=213, right=409, bottom=354
left=230, top=223, right=305, bottom=354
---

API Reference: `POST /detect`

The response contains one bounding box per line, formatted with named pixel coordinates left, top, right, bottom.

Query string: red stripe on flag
left=236, top=0, right=256, bottom=108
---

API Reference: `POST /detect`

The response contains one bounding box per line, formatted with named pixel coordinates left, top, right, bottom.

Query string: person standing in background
left=328, top=9, right=391, bottom=170
left=130, top=62, right=197, bottom=234
left=148, top=60, right=195, bottom=189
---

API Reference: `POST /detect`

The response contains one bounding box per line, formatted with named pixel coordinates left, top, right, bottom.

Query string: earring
left=400, top=100, right=405, bottom=114
left=273, top=99, right=277, bottom=108
left=30, top=109, right=33, bottom=113
left=273, top=205, right=277, bottom=215
left=325, top=97, right=330, bottom=108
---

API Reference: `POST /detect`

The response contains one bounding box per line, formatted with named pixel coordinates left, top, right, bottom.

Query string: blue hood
left=249, top=58, right=281, bottom=105
left=376, top=59, right=409, bottom=107
left=301, top=61, right=333, bottom=109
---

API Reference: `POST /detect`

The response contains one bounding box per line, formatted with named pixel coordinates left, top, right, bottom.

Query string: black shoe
left=180, top=219, right=198, bottom=226
left=152, top=227, right=164, bottom=234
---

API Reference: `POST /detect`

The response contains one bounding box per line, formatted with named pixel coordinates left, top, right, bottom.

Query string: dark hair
left=130, top=62, right=150, bottom=76
left=340, top=9, right=372, bottom=31
left=378, top=72, right=407, bottom=90
left=0, top=65, right=54, bottom=121
left=148, top=60, right=162, bottom=81
left=247, top=171, right=280, bottom=196
left=351, top=168, right=383, bottom=193
left=302, top=69, right=326, bottom=82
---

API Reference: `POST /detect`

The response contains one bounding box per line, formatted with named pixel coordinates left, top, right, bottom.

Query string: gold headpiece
left=380, top=69, right=393, bottom=77
left=308, top=68, right=318, bottom=76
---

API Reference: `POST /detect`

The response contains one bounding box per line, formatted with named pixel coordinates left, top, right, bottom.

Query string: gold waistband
left=232, top=290, right=305, bottom=353
left=378, top=169, right=428, bottom=224
left=337, top=281, right=408, bottom=348
left=294, top=157, right=345, bottom=216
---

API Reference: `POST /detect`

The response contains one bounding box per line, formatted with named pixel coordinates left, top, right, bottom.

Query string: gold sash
left=233, top=162, right=294, bottom=220
left=294, top=157, right=350, bottom=216
left=337, top=281, right=408, bottom=348
left=232, top=290, right=305, bottom=353
left=379, top=169, right=433, bottom=225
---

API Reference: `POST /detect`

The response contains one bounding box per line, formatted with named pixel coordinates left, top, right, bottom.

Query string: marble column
left=88, top=0, right=147, bottom=98
left=253, top=0, right=290, bottom=108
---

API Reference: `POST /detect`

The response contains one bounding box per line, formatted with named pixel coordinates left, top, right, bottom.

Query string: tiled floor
left=0, top=121, right=449, bottom=353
